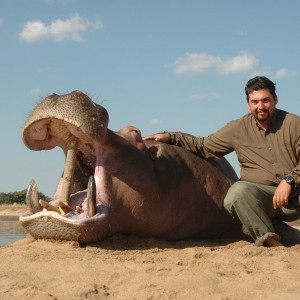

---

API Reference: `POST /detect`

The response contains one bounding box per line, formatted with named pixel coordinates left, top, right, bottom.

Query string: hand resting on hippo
left=20, top=91, right=300, bottom=246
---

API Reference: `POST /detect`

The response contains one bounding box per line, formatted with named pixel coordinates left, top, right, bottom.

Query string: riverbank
left=0, top=204, right=28, bottom=218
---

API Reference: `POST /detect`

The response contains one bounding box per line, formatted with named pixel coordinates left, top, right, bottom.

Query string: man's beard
left=255, top=109, right=270, bottom=122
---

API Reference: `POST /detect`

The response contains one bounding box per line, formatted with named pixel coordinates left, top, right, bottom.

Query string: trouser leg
left=224, top=181, right=279, bottom=246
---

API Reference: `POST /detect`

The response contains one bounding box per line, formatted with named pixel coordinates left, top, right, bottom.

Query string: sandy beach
left=1, top=205, right=300, bottom=299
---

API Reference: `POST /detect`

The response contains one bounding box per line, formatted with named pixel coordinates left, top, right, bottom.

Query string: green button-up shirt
left=169, top=109, right=300, bottom=188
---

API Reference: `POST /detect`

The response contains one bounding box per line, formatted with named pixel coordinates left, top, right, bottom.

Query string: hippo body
left=21, top=91, right=297, bottom=244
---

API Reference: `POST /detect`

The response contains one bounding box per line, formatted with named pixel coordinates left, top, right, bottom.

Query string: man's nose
left=258, top=101, right=265, bottom=109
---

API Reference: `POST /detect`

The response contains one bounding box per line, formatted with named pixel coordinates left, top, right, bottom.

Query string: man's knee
left=224, top=181, right=253, bottom=212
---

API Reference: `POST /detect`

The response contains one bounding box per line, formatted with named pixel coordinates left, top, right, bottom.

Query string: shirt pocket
left=236, top=143, right=267, bottom=165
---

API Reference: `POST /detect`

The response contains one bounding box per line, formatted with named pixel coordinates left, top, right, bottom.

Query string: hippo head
left=21, top=91, right=161, bottom=243
left=22, top=90, right=109, bottom=199
left=23, top=91, right=109, bottom=152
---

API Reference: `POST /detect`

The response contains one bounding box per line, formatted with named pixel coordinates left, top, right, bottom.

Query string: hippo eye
left=133, top=129, right=141, bottom=135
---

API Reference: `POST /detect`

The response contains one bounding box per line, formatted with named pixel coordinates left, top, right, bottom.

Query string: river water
left=0, top=217, right=26, bottom=246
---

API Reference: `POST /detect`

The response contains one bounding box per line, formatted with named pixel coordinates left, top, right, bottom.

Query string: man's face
left=247, top=88, right=278, bottom=128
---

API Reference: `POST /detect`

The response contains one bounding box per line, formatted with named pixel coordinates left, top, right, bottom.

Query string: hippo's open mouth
left=20, top=91, right=112, bottom=243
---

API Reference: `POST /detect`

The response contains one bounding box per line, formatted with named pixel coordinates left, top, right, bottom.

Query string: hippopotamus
left=20, top=91, right=300, bottom=245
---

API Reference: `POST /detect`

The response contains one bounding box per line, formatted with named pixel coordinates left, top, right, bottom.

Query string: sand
left=1, top=205, right=300, bottom=300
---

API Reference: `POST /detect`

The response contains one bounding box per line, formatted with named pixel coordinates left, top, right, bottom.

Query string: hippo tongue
left=60, top=140, right=78, bottom=206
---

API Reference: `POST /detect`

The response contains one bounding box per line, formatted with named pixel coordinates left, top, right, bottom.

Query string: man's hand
left=143, top=133, right=170, bottom=143
left=273, top=180, right=292, bottom=209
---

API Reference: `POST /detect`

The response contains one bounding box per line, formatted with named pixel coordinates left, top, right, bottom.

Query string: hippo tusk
left=26, top=180, right=43, bottom=214
left=38, top=199, right=60, bottom=213
left=60, top=139, right=78, bottom=206
left=87, top=176, right=96, bottom=217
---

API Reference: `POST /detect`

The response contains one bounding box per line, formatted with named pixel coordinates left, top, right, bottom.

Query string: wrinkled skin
left=20, top=91, right=300, bottom=245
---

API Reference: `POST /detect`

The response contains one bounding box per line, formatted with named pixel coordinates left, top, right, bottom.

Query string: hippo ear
left=148, top=145, right=163, bottom=160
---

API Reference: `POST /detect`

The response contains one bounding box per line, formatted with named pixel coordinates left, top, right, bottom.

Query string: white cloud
left=217, top=53, right=259, bottom=74
left=174, top=53, right=221, bottom=74
left=273, top=68, right=298, bottom=79
left=173, top=52, right=259, bottom=75
left=190, top=92, right=220, bottom=102
left=31, top=88, right=42, bottom=95
left=149, top=119, right=162, bottom=126
left=19, top=13, right=103, bottom=43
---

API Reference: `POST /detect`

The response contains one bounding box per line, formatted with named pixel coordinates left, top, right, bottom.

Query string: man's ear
left=246, top=100, right=250, bottom=110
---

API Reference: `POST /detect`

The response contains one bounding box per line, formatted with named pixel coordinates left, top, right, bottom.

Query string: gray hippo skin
left=20, top=91, right=300, bottom=245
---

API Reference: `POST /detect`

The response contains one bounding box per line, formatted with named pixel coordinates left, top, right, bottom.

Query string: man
left=144, top=76, right=300, bottom=247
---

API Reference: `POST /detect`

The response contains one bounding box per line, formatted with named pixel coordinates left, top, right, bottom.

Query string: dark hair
left=245, top=76, right=277, bottom=101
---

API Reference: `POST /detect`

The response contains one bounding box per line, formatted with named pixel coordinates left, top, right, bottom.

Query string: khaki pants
left=224, top=181, right=300, bottom=246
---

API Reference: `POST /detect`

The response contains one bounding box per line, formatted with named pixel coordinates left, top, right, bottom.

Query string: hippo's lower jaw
left=20, top=211, right=111, bottom=243
left=20, top=179, right=112, bottom=244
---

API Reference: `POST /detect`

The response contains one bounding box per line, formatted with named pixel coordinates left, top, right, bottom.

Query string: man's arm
left=143, top=131, right=206, bottom=157
left=144, top=121, right=237, bottom=159
left=273, top=114, right=300, bottom=208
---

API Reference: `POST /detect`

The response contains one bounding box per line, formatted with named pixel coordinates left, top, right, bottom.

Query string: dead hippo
left=20, top=91, right=300, bottom=245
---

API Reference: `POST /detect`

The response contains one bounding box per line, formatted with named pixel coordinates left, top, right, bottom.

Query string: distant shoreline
left=0, top=204, right=28, bottom=218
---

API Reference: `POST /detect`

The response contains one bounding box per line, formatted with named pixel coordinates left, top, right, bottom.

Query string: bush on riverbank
left=0, top=190, right=49, bottom=205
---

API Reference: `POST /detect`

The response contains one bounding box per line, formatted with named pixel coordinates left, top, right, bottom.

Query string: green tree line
left=0, top=190, right=49, bottom=205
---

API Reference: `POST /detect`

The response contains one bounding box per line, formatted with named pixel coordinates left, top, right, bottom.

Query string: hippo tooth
left=87, top=176, right=96, bottom=217
left=26, top=180, right=43, bottom=214
left=38, top=199, right=60, bottom=213
left=60, top=139, right=78, bottom=206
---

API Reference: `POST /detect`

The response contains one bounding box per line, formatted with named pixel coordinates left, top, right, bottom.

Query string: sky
left=1, top=0, right=300, bottom=197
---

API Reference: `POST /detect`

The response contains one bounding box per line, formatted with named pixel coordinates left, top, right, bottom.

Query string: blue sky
left=1, top=0, right=300, bottom=196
